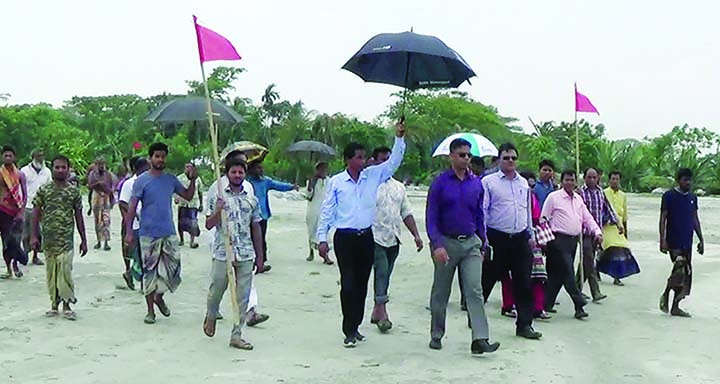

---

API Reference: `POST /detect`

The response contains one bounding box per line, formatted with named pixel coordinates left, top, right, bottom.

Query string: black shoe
left=354, top=332, right=366, bottom=342
left=429, top=338, right=442, bottom=350
left=575, top=309, right=589, bottom=319
left=516, top=326, right=542, bottom=340
left=546, top=308, right=558, bottom=314
left=471, top=339, right=500, bottom=355
left=592, top=294, right=608, bottom=303
left=343, top=336, right=357, bottom=348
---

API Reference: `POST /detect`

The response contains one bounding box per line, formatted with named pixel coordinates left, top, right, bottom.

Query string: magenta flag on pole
left=574, top=83, right=599, bottom=114
left=193, top=15, right=241, bottom=63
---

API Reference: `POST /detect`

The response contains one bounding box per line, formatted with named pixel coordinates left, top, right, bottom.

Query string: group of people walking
left=0, top=123, right=705, bottom=353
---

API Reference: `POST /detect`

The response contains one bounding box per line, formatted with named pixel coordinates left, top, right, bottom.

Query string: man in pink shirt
left=541, top=170, right=602, bottom=320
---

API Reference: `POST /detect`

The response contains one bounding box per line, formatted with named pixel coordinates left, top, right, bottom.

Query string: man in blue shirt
left=247, top=161, right=299, bottom=273
left=125, top=143, right=197, bottom=325
left=534, top=159, right=556, bottom=208
left=659, top=168, right=704, bottom=317
left=317, top=122, right=406, bottom=348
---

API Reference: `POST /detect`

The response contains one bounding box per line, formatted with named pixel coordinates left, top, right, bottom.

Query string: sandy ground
left=1, top=191, right=719, bottom=384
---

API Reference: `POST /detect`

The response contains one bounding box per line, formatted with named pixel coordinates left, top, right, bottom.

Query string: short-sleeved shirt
left=206, top=185, right=262, bottom=262
left=33, top=183, right=82, bottom=254
left=119, top=175, right=142, bottom=230
left=177, top=173, right=204, bottom=209
left=661, top=188, right=698, bottom=249
left=132, top=172, right=184, bottom=239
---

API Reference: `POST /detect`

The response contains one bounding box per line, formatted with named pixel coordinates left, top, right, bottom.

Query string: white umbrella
left=432, top=133, right=498, bottom=157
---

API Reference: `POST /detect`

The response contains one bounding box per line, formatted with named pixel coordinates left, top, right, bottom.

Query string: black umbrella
left=287, top=141, right=336, bottom=156
left=144, top=95, right=245, bottom=124
left=342, top=31, right=475, bottom=116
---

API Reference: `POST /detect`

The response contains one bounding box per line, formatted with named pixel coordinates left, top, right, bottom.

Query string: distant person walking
left=21, top=148, right=51, bottom=266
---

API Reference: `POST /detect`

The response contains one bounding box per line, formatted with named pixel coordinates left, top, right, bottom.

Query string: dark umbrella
left=287, top=141, right=336, bottom=156
left=342, top=31, right=475, bottom=114
left=144, top=95, right=245, bottom=124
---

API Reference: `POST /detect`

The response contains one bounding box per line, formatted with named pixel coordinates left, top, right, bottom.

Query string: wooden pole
left=575, top=109, right=585, bottom=290
left=200, top=62, right=241, bottom=326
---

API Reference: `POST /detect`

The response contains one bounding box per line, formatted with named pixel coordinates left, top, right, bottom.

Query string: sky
left=2, top=0, right=719, bottom=139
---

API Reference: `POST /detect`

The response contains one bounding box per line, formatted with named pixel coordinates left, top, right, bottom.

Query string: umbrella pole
left=200, top=61, right=242, bottom=328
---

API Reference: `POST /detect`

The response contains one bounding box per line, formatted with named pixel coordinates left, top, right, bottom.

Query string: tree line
left=1, top=67, right=718, bottom=193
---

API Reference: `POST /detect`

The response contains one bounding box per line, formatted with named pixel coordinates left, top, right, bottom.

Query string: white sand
left=1, top=193, right=719, bottom=384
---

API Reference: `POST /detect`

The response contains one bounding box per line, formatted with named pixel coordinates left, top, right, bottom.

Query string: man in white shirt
left=119, top=158, right=149, bottom=290
left=368, top=146, right=423, bottom=333
left=21, top=149, right=51, bottom=265
left=317, top=122, right=406, bottom=348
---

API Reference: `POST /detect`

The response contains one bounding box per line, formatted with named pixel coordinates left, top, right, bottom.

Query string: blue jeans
left=373, top=243, right=400, bottom=305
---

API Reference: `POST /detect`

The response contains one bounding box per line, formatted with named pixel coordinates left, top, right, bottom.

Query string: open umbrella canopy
left=287, top=141, right=335, bottom=156
left=342, top=31, right=475, bottom=90
left=432, top=133, right=498, bottom=158
left=144, top=95, right=245, bottom=124
left=220, top=141, right=268, bottom=163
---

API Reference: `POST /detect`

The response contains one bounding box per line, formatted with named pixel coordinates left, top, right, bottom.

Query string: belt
left=336, top=227, right=372, bottom=236
left=444, top=234, right=474, bottom=241
left=487, top=227, right=529, bottom=239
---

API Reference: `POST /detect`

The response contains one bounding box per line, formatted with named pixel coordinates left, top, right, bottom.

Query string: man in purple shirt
left=481, top=143, right=542, bottom=340
left=426, top=138, right=500, bottom=355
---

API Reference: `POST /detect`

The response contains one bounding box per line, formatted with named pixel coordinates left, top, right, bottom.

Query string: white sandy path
left=0, top=193, right=719, bottom=384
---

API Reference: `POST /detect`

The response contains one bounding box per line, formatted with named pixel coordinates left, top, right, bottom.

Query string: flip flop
left=0, top=273, right=11, bottom=280
left=13, top=267, right=23, bottom=278
left=190, top=243, right=199, bottom=249
left=203, top=316, right=216, bottom=337
left=322, top=258, right=334, bottom=266
left=63, top=311, right=77, bottom=321
left=377, top=319, right=393, bottom=333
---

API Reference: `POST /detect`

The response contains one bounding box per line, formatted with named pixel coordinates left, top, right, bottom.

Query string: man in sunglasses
left=426, top=138, right=499, bottom=355
left=481, top=143, right=542, bottom=340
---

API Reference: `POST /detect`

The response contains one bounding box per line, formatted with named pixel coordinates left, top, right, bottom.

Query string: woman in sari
left=597, top=171, right=640, bottom=284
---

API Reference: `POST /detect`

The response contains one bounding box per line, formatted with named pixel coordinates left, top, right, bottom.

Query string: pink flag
left=193, top=15, right=241, bottom=63
left=574, top=83, right=599, bottom=114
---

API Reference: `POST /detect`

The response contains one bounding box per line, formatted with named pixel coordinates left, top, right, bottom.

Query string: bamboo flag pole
left=575, top=108, right=585, bottom=288
left=200, top=61, right=241, bottom=326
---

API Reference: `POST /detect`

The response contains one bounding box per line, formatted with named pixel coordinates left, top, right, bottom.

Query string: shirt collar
left=499, top=170, right=519, bottom=180
left=224, top=184, right=247, bottom=195
left=444, top=168, right=474, bottom=181
left=343, top=169, right=368, bottom=182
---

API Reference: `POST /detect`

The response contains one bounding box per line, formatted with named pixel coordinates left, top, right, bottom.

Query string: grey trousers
left=430, top=235, right=489, bottom=341
left=206, top=259, right=254, bottom=341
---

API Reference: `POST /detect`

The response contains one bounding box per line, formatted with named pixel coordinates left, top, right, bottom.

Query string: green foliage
left=2, top=67, right=719, bottom=194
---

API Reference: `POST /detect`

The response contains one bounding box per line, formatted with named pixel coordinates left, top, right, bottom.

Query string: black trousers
left=259, top=219, right=268, bottom=263
left=485, top=228, right=534, bottom=329
left=334, top=228, right=375, bottom=338
left=545, top=233, right=587, bottom=311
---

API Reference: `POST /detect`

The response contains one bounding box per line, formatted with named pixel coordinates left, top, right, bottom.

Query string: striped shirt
left=580, top=185, right=617, bottom=236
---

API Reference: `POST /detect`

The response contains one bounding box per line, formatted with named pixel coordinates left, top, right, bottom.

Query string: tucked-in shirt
left=177, top=173, right=204, bottom=209
left=534, top=179, right=556, bottom=208
left=426, top=169, right=485, bottom=248
left=580, top=185, right=617, bottom=235
left=247, top=175, right=295, bottom=220
left=317, top=137, right=406, bottom=243
left=541, top=189, right=601, bottom=237
left=33, top=183, right=82, bottom=254
left=20, top=164, right=51, bottom=209
left=605, top=187, right=627, bottom=224
left=132, top=172, right=184, bottom=238
left=661, top=188, right=698, bottom=249
left=482, top=171, right=532, bottom=234
left=373, top=178, right=413, bottom=248
left=119, top=175, right=142, bottom=230
left=207, top=185, right=262, bottom=262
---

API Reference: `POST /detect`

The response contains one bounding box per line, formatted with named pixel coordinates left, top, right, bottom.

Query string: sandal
left=190, top=243, right=199, bottom=249
left=144, top=313, right=156, bottom=324
left=229, top=338, right=254, bottom=350
left=63, top=311, right=77, bottom=321
left=322, top=258, right=334, bottom=265
left=203, top=315, right=217, bottom=337
left=377, top=319, right=393, bottom=333
left=45, top=310, right=59, bottom=317
left=122, top=272, right=135, bottom=290
left=12, top=264, right=23, bottom=278
left=247, top=313, right=269, bottom=327
left=155, top=298, right=171, bottom=317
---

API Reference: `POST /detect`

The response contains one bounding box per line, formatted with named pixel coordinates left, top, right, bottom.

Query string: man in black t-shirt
left=659, top=168, right=704, bottom=317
